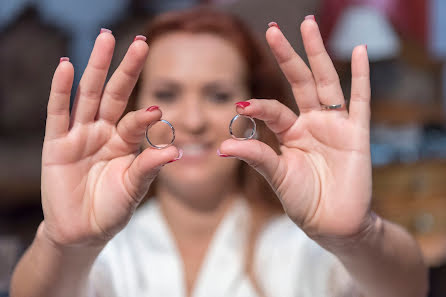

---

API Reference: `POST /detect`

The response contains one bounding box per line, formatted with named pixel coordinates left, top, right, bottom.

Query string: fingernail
left=217, top=149, right=233, bottom=158
left=59, top=57, right=70, bottom=64
left=134, top=35, right=147, bottom=42
left=305, top=15, right=316, bottom=21
left=146, top=105, right=159, bottom=112
left=365, top=44, right=368, bottom=51
left=235, top=101, right=250, bottom=108
left=100, top=28, right=112, bottom=34
left=167, top=149, right=183, bottom=163
left=268, top=22, right=280, bottom=29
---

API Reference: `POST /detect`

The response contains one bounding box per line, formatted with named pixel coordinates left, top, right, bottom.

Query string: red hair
left=145, top=7, right=290, bottom=101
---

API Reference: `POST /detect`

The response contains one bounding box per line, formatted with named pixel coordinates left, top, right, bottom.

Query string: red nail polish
left=146, top=105, right=159, bottom=112
left=365, top=44, right=368, bottom=50
left=59, top=57, right=70, bottom=64
left=235, top=101, right=250, bottom=108
left=305, top=15, right=316, bottom=21
left=100, top=28, right=112, bottom=34
left=268, top=22, right=280, bottom=29
left=217, top=149, right=232, bottom=158
left=134, top=35, right=147, bottom=42
left=167, top=149, right=183, bottom=163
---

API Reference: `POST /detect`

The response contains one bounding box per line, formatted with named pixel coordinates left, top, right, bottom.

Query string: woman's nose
left=180, top=97, right=207, bottom=134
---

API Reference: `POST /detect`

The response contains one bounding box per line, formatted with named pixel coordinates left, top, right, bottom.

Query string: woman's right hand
left=40, top=31, right=180, bottom=248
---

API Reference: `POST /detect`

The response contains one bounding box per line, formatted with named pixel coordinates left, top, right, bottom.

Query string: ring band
left=145, top=119, right=175, bottom=149
left=321, top=103, right=345, bottom=110
left=229, top=114, right=256, bottom=140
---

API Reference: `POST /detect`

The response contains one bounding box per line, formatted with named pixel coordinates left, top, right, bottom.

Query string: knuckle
left=247, top=142, right=266, bottom=170
left=104, top=87, right=125, bottom=103
left=351, top=93, right=369, bottom=102
left=79, top=88, right=101, bottom=102
left=316, top=76, right=339, bottom=89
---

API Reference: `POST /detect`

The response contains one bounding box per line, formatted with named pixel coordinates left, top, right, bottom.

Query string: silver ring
left=321, top=103, right=345, bottom=110
left=145, top=119, right=175, bottom=149
left=229, top=114, right=256, bottom=140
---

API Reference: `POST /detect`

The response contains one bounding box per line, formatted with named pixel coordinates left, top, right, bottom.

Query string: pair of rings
left=145, top=114, right=256, bottom=149
left=145, top=102, right=344, bottom=149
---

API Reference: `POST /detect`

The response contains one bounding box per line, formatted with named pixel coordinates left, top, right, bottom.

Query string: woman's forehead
left=144, top=32, right=248, bottom=81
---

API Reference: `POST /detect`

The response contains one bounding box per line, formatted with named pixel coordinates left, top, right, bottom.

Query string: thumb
left=219, top=138, right=281, bottom=186
left=124, top=146, right=182, bottom=201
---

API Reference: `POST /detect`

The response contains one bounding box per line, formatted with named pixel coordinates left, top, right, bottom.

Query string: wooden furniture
left=372, top=160, right=446, bottom=266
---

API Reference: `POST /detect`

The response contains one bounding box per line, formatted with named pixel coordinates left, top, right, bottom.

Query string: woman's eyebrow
left=149, top=78, right=180, bottom=88
left=203, top=80, right=235, bottom=89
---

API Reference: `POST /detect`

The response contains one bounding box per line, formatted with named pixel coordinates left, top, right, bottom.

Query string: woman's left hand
left=219, top=18, right=373, bottom=245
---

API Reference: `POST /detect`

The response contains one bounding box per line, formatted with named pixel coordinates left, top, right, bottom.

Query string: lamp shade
left=328, top=5, right=400, bottom=62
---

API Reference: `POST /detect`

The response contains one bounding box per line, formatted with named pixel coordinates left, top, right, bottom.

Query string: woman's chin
left=161, top=169, right=217, bottom=190
left=158, top=164, right=238, bottom=199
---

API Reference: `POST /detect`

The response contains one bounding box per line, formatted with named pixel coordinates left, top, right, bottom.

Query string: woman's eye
left=209, top=92, right=232, bottom=103
left=154, top=90, right=176, bottom=102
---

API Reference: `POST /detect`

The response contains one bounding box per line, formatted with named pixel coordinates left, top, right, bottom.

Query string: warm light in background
left=328, top=5, right=400, bottom=61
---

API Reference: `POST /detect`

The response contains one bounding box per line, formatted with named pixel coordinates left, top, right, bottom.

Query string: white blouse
left=87, top=199, right=359, bottom=297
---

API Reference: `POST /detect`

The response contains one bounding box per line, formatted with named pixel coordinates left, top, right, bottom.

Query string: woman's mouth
left=179, top=143, right=213, bottom=160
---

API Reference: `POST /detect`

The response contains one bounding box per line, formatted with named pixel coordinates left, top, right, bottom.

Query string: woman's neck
left=156, top=182, right=241, bottom=296
left=156, top=182, right=241, bottom=242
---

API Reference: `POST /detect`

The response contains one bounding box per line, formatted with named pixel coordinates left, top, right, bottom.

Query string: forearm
left=10, top=222, right=103, bottom=297
left=322, top=215, right=428, bottom=297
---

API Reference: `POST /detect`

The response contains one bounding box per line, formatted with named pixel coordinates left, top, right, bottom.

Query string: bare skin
left=10, top=18, right=427, bottom=297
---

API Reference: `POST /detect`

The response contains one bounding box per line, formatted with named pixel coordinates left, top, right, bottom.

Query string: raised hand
left=219, top=18, right=373, bottom=242
left=41, top=31, right=179, bottom=247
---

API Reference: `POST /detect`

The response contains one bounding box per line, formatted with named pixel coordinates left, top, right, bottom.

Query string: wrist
left=36, top=221, right=105, bottom=259
left=12, top=222, right=103, bottom=297
left=312, top=211, right=383, bottom=256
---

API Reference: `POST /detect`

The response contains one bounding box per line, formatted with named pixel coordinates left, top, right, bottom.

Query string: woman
left=10, top=8, right=427, bottom=297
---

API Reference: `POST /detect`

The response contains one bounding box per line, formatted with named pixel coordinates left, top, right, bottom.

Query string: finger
left=266, top=25, right=320, bottom=113
left=218, top=138, right=281, bottom=186
left=349, top=45, right=371, bottom=129
left=300, top=17, right=346, bottom=110
left=116, top=105, right=162, bottom=146
left=71, top=29, right=115, bottom=125
left=97, top=36, right=149, bottom=123
left=45, top=58, right=74, bottom=140
left=124, top=145, right=181, bottom=200
left=235, top=99, right=297, bottom=143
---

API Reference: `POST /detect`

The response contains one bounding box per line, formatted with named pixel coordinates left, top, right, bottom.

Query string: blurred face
left=137, top=32, right=250, bottom=197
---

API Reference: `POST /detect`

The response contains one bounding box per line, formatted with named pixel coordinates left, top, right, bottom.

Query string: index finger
left=235, top=99, right=298, bottom=144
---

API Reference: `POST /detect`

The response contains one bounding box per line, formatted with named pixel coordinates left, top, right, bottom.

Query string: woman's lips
left=178, top=143, right=213, bottom=161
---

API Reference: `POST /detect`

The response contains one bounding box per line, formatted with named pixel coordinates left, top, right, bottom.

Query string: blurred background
left=0, top=0, right=445, bottom=296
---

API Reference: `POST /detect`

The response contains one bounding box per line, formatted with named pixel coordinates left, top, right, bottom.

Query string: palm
left=42, top=122, right=136, bottom=245
left=277, top=112, right=371, bottom=237
left=41, top=33, right=178, bottom=247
